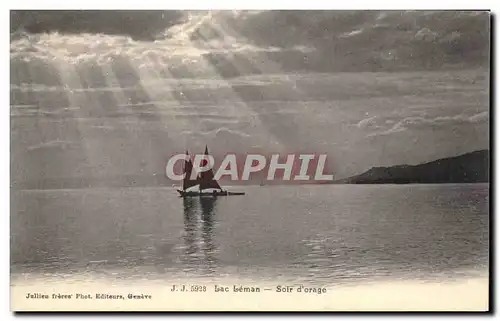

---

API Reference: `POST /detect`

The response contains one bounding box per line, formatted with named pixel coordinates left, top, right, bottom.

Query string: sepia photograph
left=9, top=9, right=490, bottom=311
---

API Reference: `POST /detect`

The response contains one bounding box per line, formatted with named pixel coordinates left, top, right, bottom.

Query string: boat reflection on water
left=182, top=197, right=198, bottom=259
left=182, top=196, right=218, bottom=273
left=199, top=196, right=217, bottom=266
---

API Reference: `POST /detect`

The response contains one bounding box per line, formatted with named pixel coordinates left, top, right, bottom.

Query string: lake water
left=11, top=184, right=489, bottom=286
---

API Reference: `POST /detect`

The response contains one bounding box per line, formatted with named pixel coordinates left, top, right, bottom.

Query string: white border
left=4, top=2, right=499, bottom=10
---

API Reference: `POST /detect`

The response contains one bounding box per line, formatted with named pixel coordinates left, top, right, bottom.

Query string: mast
left=198, top=146, right=222, bottom=191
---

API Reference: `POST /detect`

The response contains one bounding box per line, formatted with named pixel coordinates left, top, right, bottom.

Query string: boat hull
left=177, top=189, right=245, bottom=197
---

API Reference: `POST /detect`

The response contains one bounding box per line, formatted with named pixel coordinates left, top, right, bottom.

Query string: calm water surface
left=11, top=184, right=489, bottom=285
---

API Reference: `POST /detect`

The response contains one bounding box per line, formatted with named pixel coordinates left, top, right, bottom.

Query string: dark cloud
left=201, top=10, right=490, bottom=72
left=10, top=10, right=186, bottom=40
left=10, top=10, right=491, bottom=72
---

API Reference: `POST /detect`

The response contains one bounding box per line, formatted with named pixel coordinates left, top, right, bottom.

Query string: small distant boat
left=176, top=146, right=245, bottom=197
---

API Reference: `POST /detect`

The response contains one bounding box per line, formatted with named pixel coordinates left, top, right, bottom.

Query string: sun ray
left=189, top=22, right=301, bottom=151
left=54, top=62, right=103, bottom=180
left=121, top=54, right=199, bottom=150
left=98, top=61, right=141, bottom=135
left=197, top=15, right=333, bottom=152
left=192, top=57, right=285, bottom=152
left=170, top=18, right=286, bottom=152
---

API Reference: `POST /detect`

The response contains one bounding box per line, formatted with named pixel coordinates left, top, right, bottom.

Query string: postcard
left=10, top=10, right=490, bottom=312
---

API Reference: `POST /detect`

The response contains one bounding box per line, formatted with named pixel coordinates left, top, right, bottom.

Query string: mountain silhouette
left=335, top=149, right=489, bottom=184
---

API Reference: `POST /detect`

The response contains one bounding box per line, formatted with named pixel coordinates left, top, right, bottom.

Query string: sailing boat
left=176, top=146, right=245, bottom=197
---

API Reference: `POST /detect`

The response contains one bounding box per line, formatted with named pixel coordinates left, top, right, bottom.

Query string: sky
left=10, top=10, right=490, bottom=185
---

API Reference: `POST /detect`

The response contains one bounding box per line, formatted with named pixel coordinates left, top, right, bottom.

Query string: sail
left=182, top=152, right=199, bottom=190
left=198, top=146, right=222, bottom=191
left=199, top=169, right=222, bottom=190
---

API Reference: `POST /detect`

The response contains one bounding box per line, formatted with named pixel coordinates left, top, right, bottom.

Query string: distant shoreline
left=10, top=150, right=489, bottom=190
left=332, top=149, right=489, bottom=185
